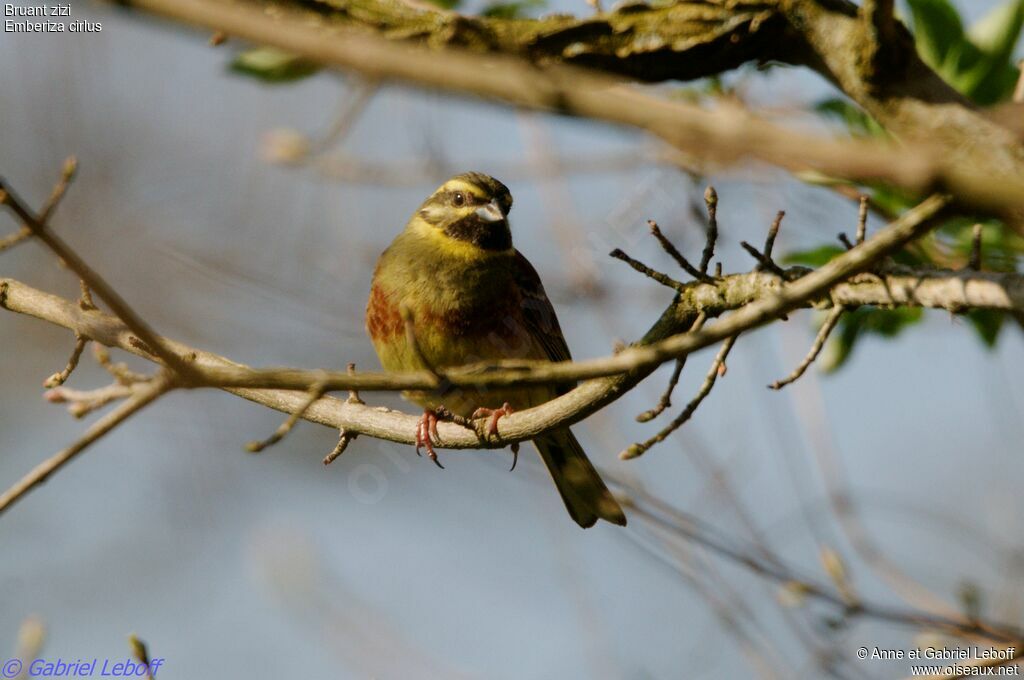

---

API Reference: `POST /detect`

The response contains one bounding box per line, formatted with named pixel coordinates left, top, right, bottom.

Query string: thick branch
left=118, top=0, right=1024, bottom=217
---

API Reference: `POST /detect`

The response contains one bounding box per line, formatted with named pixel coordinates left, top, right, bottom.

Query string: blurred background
left=1, top=1, right=1022, bottom=677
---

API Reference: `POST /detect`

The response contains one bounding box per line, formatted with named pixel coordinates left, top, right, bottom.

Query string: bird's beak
left=475, top=200, right=505, bottom=223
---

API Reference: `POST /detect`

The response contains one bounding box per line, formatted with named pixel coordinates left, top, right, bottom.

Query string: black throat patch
left=444, top=214, right=512, bottom=251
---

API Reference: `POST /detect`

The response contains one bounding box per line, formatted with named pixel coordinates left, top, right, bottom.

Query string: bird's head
left=411, top=172, right=514, bottom=253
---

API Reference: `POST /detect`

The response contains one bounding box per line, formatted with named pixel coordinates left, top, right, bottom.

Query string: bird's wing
left=513, top=250, right=575, bottom=393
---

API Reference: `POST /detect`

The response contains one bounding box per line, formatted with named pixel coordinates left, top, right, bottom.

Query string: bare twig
left=609, top=248, right=685, bottom=291
left=0, top=227, right=30, bottom=253
left=636, top=312, right=707, bottom=422
left=647, top=220, right=709, bottom=282
left=93, top=345, right=153, bottom=385
left=324, top=363, right=363, bottom=463
left=763, top=210, right=784, bottom=259
left=769, top=305, right=846, bottom=390
left=739, top=240, right=785, bottom=276
left=245, top=375, right=328, bottom=453
left=838, top=232, right=855, bottom=250
left=616, top=477, right=1024, bottom=643
left=0, top=173, right=197, bottom=380
left=42, top=333, right=87, bottom=388
left=323, top=431, right=355, bottom=464
left=45, top=381, right=135, bottom=418
left=699, top=186, right=718, bottom=274
left=0, top=372, right=174, bottom=515
left=621, top=333, right=738, bottom=460
left=0, top=156, right=76, bottom=254
left=856, top=195, right=869, bottom=244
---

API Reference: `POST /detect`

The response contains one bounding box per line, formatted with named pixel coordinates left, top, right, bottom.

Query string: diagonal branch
left=2, top=194, right=991, bottom=456
left=117, top=0, right=1024, bottom=218
left=0, top=372, right=174, bottom=516
left=768, top=304, right=846, bottom=390
left=0, top=178, right=198, bottom=380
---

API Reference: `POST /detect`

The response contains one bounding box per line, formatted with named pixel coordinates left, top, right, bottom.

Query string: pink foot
left=415, top=409, right=445, bottom=469
left=472, top=403, right=518, bottom=471
left=472, top=402, right=515, bottom=437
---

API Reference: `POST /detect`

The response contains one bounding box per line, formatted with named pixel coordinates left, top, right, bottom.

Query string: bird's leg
left=415, top=409, right=445, bottom=469
left=472, top=402, right=515, bottom=436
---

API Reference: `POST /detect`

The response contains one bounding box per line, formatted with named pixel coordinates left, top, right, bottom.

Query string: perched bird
left=365, top=172, right=626, bottom=528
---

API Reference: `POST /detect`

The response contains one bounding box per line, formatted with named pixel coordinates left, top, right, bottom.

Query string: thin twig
left=43, top=333, right=87, bottom=388
left=856, top=195, right=869, bottom=244
left=78, top=279, right=96, bottom=310
left=0, top=157, right=76, bottom=253
left=93, top=345, right=152, bottom=385
left=323, top=430, right=355, bottom=464
left=245, top=375, right=328, bottom=452
left=0, top=227, right=30, bottom=253
left=615, top=477, right=1024, bottom=644
left=763, top=210, right=784, bottom=259
left=838, top=232, right=855, bottom=250
left=45, top=382, right=136, bottom=418
left=0, top=171, right=197, bottom=380
left=609, top=248, right=684, bottom=291
left=768, top=305, right=846, bottom=390
left=739, top=241, right=786, bottom=276
left=647, top=220, right=709, bottom=282
left=969, top=222, right=983, bottom=270
left=0, top=372, right=174, bottom=516
left=699, top=186, right=718, bottom=274
left=324, top=364, right=363, bottom=463
left=636, top=312, right=707, bottom=422
left=621, top=333, right=738, bottom=459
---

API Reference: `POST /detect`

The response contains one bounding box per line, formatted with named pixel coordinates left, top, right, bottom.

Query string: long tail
left=534, top=429, right=627, bottom=528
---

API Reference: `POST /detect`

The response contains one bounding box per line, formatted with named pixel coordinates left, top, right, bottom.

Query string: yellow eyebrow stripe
left=440, top=179, right=487, bottom=198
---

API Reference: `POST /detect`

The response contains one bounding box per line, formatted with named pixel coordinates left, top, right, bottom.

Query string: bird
left=365, top=172, right=627, bottom=528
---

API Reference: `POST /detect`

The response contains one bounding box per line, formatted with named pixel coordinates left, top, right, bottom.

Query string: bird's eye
left=453, top=192, right=466, bottom=207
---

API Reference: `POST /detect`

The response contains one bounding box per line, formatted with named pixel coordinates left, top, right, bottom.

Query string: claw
left=509, top=442, right=520, bottom=472
left=415, top=409, right=445, bottom=469
left=472, top=402, right=515, bottom=437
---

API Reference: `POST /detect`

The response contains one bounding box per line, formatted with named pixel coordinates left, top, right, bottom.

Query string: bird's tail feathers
left=534, top=430, right=627, bottom=528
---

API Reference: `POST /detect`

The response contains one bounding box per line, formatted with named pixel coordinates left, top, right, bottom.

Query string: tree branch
left=8, top=192, right=1020, bottom=456
left=0, top=372, right=174, bottom=516
left=116, top=0, right=1024, bottom=218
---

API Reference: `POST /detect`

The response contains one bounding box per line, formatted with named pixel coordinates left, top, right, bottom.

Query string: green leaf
left=967, top=0, right=1024, bottom=61
left=230, top=47, right=319, bottom=83
left=960, top=0, right=1024, bottom=104
left=965, top=309, right=1005, bottom=347
left=782, top=244, right=845, bottom=267
left=906, top=0, right=966, bottom=68
left=814, top=99, right=888, bottom=138
left=480, top=0, right=545, bottom=18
